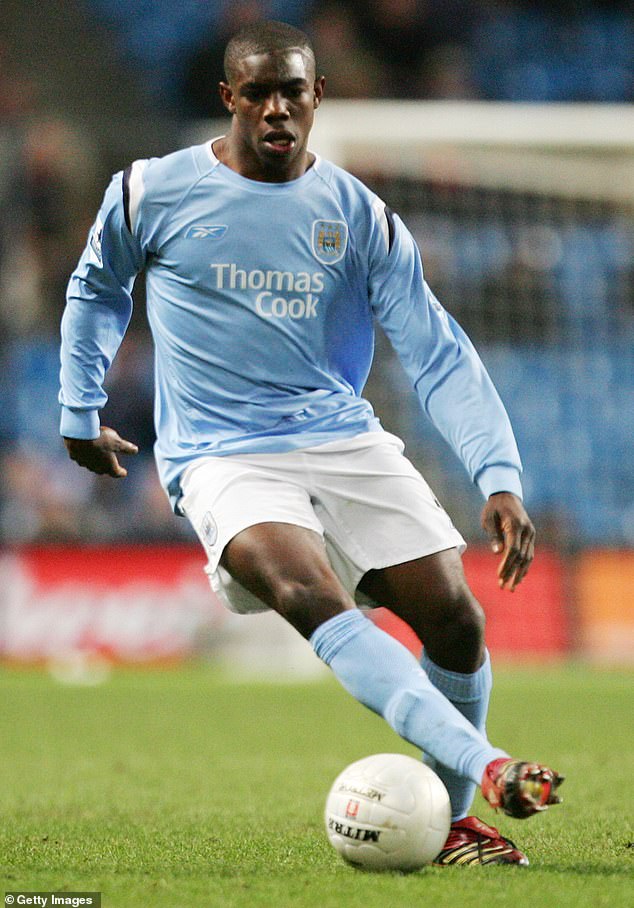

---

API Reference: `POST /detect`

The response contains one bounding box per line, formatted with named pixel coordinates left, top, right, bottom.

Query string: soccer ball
left=325, top=753, right=451, bottom=871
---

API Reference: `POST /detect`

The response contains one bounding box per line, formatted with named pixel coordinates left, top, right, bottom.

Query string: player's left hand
left=481, top=492, right=535, bottom=591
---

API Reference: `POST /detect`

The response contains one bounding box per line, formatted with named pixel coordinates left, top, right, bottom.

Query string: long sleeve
left=59, top=170, right=146, bottom=438
left=368, top=203, right=523, bottom=500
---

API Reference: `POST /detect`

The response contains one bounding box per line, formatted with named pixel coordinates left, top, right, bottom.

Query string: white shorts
left=179, top=431, right=465, bottom=614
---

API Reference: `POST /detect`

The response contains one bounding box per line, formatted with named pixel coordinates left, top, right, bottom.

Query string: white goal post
left=309, top=101, right=634, bottom=203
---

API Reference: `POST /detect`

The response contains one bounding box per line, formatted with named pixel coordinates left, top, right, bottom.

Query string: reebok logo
left=185, top=224, right=228, bottom=239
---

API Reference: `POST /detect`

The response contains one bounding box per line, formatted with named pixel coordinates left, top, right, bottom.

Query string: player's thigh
left=358, top=546, right=484, bottom=642
left=221, top=522, right=355, bottom=637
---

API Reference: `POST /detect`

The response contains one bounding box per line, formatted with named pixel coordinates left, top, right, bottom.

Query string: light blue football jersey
left=60, top=140, right=523, bottom=509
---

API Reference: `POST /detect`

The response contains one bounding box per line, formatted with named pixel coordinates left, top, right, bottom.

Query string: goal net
left=310, top=102, right=634, bottom=548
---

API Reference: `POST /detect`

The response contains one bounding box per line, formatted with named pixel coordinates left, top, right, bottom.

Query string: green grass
left=1, top=663, right=632, bottom=907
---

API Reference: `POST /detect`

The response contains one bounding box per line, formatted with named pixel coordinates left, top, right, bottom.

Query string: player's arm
left=60, top=166, right=146, bottom=477
left=368, top=202, right=534, bottom=589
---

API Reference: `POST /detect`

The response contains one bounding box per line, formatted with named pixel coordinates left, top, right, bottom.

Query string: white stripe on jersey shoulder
left=124, top=159, right=148, bottom=234
left=371, top=195, right=390, bottom=254
left=206, top=136, right=226, bottom=166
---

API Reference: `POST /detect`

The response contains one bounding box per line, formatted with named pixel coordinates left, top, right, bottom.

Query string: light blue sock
left=421, top=650, right=493, bottom=821
left=311, top=610, right=507, bottom=784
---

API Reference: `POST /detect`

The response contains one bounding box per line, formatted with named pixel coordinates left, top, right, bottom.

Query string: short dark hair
left=224, top=20, right=316, bottom=83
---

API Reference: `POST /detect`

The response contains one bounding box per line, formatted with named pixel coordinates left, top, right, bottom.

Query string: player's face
left=220, top=50, right=325, bottom=182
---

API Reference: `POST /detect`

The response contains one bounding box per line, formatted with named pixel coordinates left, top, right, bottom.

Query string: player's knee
left=424, top=586, right=486, bottom=668
left=271, top=577, right=352, bottom=639
left=447, top=591, right=486, bottom=650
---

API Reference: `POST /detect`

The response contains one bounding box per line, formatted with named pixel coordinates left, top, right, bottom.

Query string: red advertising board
left=0, top=545, right=570, bottom=665
left=0, top=545, right=222, bottom=664
left=463, top=547, right=569, bottom=657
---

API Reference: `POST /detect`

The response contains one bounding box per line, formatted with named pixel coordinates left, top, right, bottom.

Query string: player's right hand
left=64, top=426, right=139, bottom=478
left=481, top=491, right=535, bottom=591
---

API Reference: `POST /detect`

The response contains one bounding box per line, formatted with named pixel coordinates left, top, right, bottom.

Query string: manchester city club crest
left=311, top=219, right=348, bottom=264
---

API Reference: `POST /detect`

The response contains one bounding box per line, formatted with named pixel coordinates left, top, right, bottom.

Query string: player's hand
left=481, top=492, right=535, bottom=591
left=64, top=426, right=139, bottom=478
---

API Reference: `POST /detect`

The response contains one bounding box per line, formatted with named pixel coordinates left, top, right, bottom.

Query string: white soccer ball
left=325, top=753, right=451, bottom=871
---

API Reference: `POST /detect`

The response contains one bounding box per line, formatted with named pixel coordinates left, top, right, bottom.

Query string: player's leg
left=358, top=550, right=563, bottom=864
left=181, top=451, right=562, bottom=851
left=221, top=521, right=509, bottom=785
left=358, top=548, right=493, bottom=824
left=220, top=521, right=356, bottom=637
left=359, top=546, right=485, bottom=671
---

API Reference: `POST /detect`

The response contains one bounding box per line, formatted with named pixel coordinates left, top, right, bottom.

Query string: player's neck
left=212, top=136, right=315, bottom=183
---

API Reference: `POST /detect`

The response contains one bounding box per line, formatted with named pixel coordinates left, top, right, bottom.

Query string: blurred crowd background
left=0, top=0, right=632, bottom=550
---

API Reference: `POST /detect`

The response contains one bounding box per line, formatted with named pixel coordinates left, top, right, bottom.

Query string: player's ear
left=313, top=76, right=325, bottom=109
left=219, top=82, right=236, bottom=114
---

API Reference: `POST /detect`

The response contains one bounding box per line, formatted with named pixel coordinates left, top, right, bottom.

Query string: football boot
left=434, top=815, right=529, bottom=865
left=482, top=758, right=564, bottom=819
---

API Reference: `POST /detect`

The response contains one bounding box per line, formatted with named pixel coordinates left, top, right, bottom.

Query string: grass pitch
left=1, top=661, right=632, bottom=908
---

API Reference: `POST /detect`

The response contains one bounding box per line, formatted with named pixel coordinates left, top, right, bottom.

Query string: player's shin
left=310, top=610, right=507, bottom=783
left=420, top=650, right=493, bottom=821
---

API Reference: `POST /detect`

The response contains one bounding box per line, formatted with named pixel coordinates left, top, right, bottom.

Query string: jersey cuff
left=476, top=466, right=523, bottom=501
left=60, top=407, right=100, bottom=439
